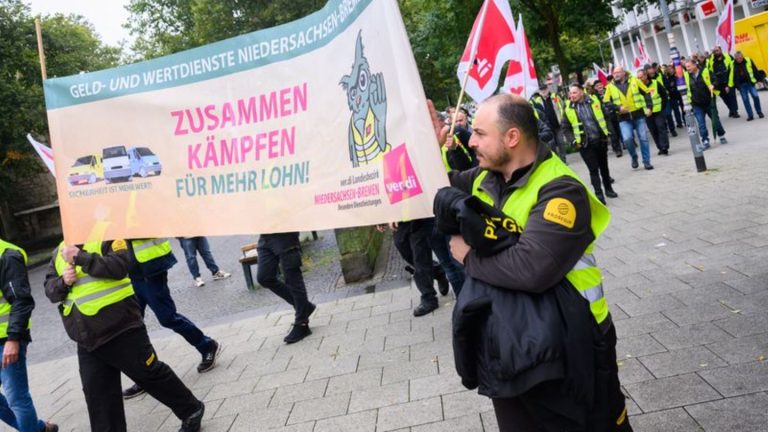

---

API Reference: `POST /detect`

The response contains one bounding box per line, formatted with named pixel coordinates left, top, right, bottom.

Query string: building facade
left=607, top=0, right=768, bottom=67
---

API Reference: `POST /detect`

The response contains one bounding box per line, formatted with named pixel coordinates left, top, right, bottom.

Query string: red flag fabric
left=457, top=0, right=519, bottom=102
left=501, top=14, right=538, bottom=98
left=715, top=0, right=735, bottom=53
left=593, top=63, right=608, bottom=86
left=637, top=39, right=651, bottom=66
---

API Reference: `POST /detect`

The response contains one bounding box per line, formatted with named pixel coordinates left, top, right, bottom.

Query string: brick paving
left=10, top=93, right=768, bottom=431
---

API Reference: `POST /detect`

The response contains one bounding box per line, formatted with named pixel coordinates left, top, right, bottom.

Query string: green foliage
left=399, top=0, right=615, bottom=101
left=0, top=0, right=120, bottom=200
left=125, top=0, right=326, bottom=59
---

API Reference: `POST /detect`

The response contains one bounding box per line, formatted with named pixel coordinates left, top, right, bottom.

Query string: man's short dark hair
left=487, top=94, right=539, bottom=142
left=569, top=82, right=584, bottom=91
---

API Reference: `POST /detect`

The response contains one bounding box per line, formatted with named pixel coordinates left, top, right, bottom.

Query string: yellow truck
left=68, top=154, right=103, bottom=186
left=735, top=11, right=768, bottom=88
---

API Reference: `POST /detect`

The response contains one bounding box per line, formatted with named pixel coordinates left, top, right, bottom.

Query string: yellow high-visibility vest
left=54, top=241, right=134, bottom=316
left=471, top=155, right=612, bottom=324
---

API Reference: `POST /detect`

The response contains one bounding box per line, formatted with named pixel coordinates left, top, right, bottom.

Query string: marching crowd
left=0, top=47, right=764, bottom=432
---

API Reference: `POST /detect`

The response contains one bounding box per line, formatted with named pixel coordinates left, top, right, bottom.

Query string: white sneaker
left=194, top=277, right=205, bottom=287
left=212, top=271, right=231, bottom=281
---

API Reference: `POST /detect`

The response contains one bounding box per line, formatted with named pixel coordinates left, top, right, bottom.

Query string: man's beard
left=477, top=143, right=511, bottom=171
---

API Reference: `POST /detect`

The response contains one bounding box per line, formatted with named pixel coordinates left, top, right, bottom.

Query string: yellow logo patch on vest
left=543, top=198, right=576, bottom=229
left=111, top=240, right=127, bottom=252
left=145, top=352, right=156, bottom=366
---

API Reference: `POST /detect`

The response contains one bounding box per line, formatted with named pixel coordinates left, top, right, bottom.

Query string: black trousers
left=393, top=218, right=438, bottom=306
left=257, top=232, right=312, bottom=323
left=77, top=327, right=199, bottom=432
left=492, top=323, right=632, bottom=432
left=646, top=113, right=670, bottom=151
left=578, top=139, right=612, bottom=195
left=719, top=87, right=739, bottom=115
left=607, top=115, right=623, bottom=152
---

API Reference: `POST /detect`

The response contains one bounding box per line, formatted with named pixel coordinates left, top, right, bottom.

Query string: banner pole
left=448, top=0, right=490, bottom=141
left=35, top=18, right=47, bottom=81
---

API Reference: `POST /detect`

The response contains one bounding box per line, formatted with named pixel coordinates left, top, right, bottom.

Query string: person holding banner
left=0, top=239, right=59, bottom=432
left=429, top=95, right=631, bottom=431
left=706, top=47, right=740, bottom=119
left=256, top=232, right=316, bottom=344
left=121, top=239, right=221, bottom=400
left=43, top=240, right=204, bottom=432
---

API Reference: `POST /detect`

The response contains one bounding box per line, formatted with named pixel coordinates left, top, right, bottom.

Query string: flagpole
left=35, top=18, right=47, bottom=81
left=449, top=0, right=490, bottom=141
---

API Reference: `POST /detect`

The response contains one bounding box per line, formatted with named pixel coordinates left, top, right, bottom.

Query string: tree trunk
left=543, top=8, right=567, bottom=85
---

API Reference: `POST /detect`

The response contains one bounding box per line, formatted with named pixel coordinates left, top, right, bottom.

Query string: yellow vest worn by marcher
left=684, top=69, right=716, bottom=104
left=603, top=76, right=647, bottom=114
left=471, top=155, right=612, bottom=324
left=130, top=238, right=172, bottom=263
left=728, top=57, right=757, bottom=87
left=564, top=95, right=610, bottom=146
left=0, top=239, right=30, bottom=338
left=637, top=79, right=663, bottom=113
left=54, top=241, right=135, bottom=316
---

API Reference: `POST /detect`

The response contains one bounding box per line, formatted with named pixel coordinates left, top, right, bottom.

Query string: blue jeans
left=179, top=237, right=219, bottom=278
left=0, top=342, right=46, bottom=432
left=737, top=83, right=764, bottom=118
left=430, top=227, right=465, bottom=295
left=692, top=105, right=725, bottom=143
left=619, top=117, right=651, bottom=165
left=132, top=272, right=213, bottom=355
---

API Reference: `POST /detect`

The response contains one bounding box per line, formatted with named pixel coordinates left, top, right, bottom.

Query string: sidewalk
left=12, top=96, right=768, bottom=432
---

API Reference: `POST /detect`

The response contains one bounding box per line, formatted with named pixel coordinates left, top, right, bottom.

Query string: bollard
left=685, top=110, right=707, bottom=172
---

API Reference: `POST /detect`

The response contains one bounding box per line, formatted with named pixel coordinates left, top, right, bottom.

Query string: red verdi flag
left=457, top=0, right=519, bottom=102
left=715, top=0, right=735, bottom=53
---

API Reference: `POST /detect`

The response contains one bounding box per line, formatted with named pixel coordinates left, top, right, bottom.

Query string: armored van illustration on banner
left=128, top=146, right=162, bottom=178
left=102, top=145, right=132, bottom=183
left=67, top=155, right=103, bottom=186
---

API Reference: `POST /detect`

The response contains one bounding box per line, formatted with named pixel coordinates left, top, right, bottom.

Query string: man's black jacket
left=434, top=187, right=595, bottom=402
left=0, top=249, right=34, bottom=343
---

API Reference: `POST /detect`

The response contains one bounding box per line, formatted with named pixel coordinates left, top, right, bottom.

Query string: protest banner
left=43, top=0, right=447, bottom=244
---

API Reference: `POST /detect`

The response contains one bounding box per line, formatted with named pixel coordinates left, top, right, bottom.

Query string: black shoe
left=631, top=159, right=639, bottom=169
left=670, top=130, right=678, bottom=137
left=436, top=272, right=449, bottom=296
left=615, top=149, right=623, bottom=158
left=413, top=302, right=438, bottom=317
left=644, top=164, right=654, bottom=170
left=747, top=116, right=754, bottom=121
left=404, top=265, right=414, bottom=275
left=759, top=113, right=765, bottom=119
left=42, top=422, right=58, bottom=432
left=122, top=383, right=146, bottom=400
left=605, top=189, right=618, bottom=198
left=179, top=402, right=205, bottom=432
left=197, top=340, right=221, bottom=373
left=284, top=322, right=311, bottom=344
left=677, top=124, right=684, bottom=128
left=658, top=149, right=669, bottom=155
left=733, top=113, right=741, bottom=118
left=610, top=177, right=615, bottom=184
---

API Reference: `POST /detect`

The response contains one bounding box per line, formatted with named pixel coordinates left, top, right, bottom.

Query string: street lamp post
left=659, top=0, right=706, bottom=171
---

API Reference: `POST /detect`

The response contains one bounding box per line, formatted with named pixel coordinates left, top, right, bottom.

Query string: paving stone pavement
left=10, top=93, right=768, bottom=431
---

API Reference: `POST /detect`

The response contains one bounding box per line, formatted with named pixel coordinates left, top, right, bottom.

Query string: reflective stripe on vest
left=471, top=154, right=612, bottom=324
left=685, top=69, right=717, bottom=103
left=604, top=77, right=646, bottom=112
left=0, top=240, right=30, bottom=337
left=54, top=241, right=135, bottom=316
left=131, top=238, right=172, bottom=263
left=564, top=96, right=609, bottom=145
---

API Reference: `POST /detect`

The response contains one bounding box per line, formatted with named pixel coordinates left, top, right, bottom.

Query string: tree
left=0, top=0, right=120, bottom=202
left=124, top=0, right=326, bottom=59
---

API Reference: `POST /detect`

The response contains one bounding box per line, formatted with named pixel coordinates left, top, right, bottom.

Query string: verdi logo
left=382, top=144, right=422, bottom=204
